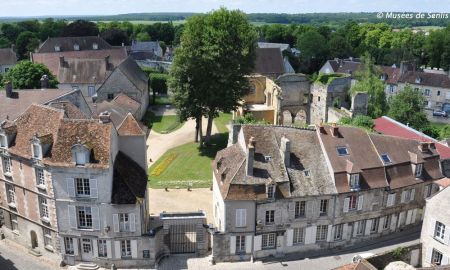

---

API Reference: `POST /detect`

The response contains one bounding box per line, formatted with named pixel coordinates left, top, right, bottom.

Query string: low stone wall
left=367, top=243, right=422, bottom=269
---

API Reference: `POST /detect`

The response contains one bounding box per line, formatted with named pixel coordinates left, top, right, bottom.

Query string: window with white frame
left=35, top=168, right=45, bottom=187
left=432, top=249, right=443, bottom=265
left=265, top=210, right=275, bottom=224
left=10, top=213, right=18, bottom=232
left=98, top=239, right=107, bottom=257
left=77, top=206, right=92, bottom=229
left=64, top=237, right=74, bottom=255
left=82, top=238, right=91, bottom=253
left=370, top=218, right=379, bottom=233
left=2, top=156, right=11, bottom=174
left=383, top=215, right=391, bottom=230
left=356, top=220, right=365, bottom=236
left=295, top=201, right=306, bottom=218
left=348, top=195, right=358, bottom=211
left=293, top=227, right=304, bottom=244
left=235, top=209, right=246, bottom=227
left=6, top=183, right=15, bottom=206
left=0, top=134, right=7, bottom=148
left=75, top=178, right=90, bottom=197
left=39, top=196, right=49, bottom=220
left=319, top=199, right=328, bottom=216
left=121, top=240, right=132, bottom=258
left=434, top=221, right=446, bottom=242
left=334, top=224, right=344, bottom=241
left=262, top=233, right=276, bottom=249
left=119, top=213, right=131, bottom=232
left=349, top=174, right=360, bottom=189
left=424, top=89, right=431, bottom=96
left=235, top=235, right=246, bottom=254
left=32, top=144, right=42, bottom=159
left=415, top=163, right=423, bottom=177
left=316, top=225, right=328, bottom=241
left=43, top=228, right=52, bottom=248
left=267, top=185, right=275, bottom=199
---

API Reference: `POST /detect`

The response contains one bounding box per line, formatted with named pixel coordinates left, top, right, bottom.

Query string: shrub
left=150, top=73, right=169, bottom=95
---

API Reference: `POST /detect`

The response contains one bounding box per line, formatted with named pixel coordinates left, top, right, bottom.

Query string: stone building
left=0, top=48, right=17, bottom=73
left=421, top=183, right=450, bottom=267
left=212, top=124, right=443, bottom=262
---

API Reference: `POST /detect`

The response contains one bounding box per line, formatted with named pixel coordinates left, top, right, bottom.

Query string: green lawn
left=144, top=111, right=184, bottom=134
left=148, top=113, right=231, bottom=189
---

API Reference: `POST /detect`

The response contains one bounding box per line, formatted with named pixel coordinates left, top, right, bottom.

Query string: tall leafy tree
left=351, top=54, right=388, bottom=118
left=170, top=8, right=257, bottom=145
left=388, top=85, right=428, bottom=130
left=101, top=28, right=129, bottom=46
left=3, top=61, right=58, bottom=89
left=15, top=31, right=40, bottom=59
left=62, top=20, right=99, bottom=37
left=296, top=29, right=328, bottom=73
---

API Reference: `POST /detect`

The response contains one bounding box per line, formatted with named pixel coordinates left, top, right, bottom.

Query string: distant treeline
left=1, top=12, right=450, bottom=27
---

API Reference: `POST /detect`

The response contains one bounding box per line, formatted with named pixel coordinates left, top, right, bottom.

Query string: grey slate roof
left=0, top=48, right=17, bottom=65
left=131, top=40, right=161, bottom=52
left=37, top=36, right=112, bottom=53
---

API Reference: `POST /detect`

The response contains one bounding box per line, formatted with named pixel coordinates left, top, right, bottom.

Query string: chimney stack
left=418, top=142, right=429, bottom=152
left=246, top=137, right=256, bottom=176
left=330, top=123, right=339, bottom=137
left=319, top=122, right=326, bottom=134
left=280, top=135, right=291, bottom=167
left=40, top=75, right=49, bottom=89
left=5, top=81, right=13, bottom=98
left=59, top=56, right=65, bottom=68
left=105, top=56, right=110, bottom=70
left=99, top=111, right=111, bottom=124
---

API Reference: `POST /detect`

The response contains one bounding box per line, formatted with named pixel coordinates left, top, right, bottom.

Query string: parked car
left=352, top=252, right=375, bottom=263
left=433, top=110, right=447, bottom=117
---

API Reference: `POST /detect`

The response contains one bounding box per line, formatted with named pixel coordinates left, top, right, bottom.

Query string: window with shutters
left=262, top=233, right=276, bottom=249
left=293, top=228, right=305, bottom=244
left=415, top=163, right=423, bottom=177
left=316, top=225, right=328, bottom=241
left=265, top=210, right=275, bottom=225
left=6, top=183, right=15, bottom=206
left=75, top=178, right=90, bottom=197
left=64, top=237, right=74, bottom=255
left=2, top=156, right=11, bottom=174
left=43, top=228, right=52, bottom=248
left=235, top=209, right=246, bottom=227
left=0, top=134, right=7, bottom=149
left=432, top=249, right=443, bottom=265
left=235, top=235, right=246, bottom=254
left=334, top=224, right=344, bottom=241
left=434, top=221, right=446, bottom=242
left=356, top=220, right=365, bottom=236
left=383, top=215, right=391, bottom=230
left=319, top=199, right=328, bottom=216
left=424, top=184, right=432, bottom=198
left=32, top=144, right=42, bottom=159
left=35, top=168, right=45, bottom=187
left=121, top=240, right=132, bottom=258
left=370, top=218, right=379, bottom=233
left=39, top=196, right=49, bottom=220
left=348, top=195, right=358, bottom=211
left=10, top=213, right=18, bottom=232
left=295, top=201, right=306, bottom=218
left=98, top=239, right=107, bottom=257
left=349, top=174, right=360, bottom=190
left=119, top=213, right=131, bottom=232
left=77, top=206, right=92, bottom=229
left=386, top=193, right=396, bottom=207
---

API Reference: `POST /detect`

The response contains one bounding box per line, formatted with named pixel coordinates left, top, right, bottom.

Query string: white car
left=352, top=252, right=375, bottom=263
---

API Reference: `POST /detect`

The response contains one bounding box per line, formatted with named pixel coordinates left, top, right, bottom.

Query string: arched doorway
left=30, top=230, right=38, bottom=249
left=293, top=110, right=308, bottom=126
left=282, top=110, right=293, bottom=125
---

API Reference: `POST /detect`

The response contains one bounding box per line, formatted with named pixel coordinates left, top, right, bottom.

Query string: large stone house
left=421, top=183, right=450, bottom=267
left=212, top=124, right=443, bottom=262
left=36, top=36, right=114, bottom=53
left=0, top=48, right=17, bottom=73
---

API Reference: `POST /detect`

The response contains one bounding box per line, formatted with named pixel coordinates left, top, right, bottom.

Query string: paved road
left=157, top=227, right=421, bottom=270
left=0, top=240, right=57, bottom=270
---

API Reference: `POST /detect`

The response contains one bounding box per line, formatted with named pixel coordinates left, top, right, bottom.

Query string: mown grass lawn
left=144, top=111, right=184, bottom=134
left=148, top=113, right=231, bottom=189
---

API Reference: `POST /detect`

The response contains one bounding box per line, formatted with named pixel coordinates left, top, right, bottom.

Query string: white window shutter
left=229, top=236, right=236, bottom=254
left=398, top=212, right=405, bottom=228
left=114, top=241, right=121, bottom=259
left=286, top=229, right=293, bottom=247
left=113, top=214, right=119, bottom=232
left=365, top=219, right=372, bottom=236
left=245, top=235, right=252, bottom=254
left=106, top=240, right=112, bottom=259
left=411, top=209, right=417, bottom=224
left=92, top=239, right=98, bottom=258
left=67, top=178, right=75, bottom=197
left=343, top=197, right=350, bottom=213
left=401, top=191, right=406, bottom=203
left=242, top=209, right=247, bottom=227
left=429, top=218, right=436, bottom=237
left=445, top=225, right=450, bottom=246
left=73, top=238, right=79, bottom=256
left=342, top=224, right=349, bottom=240
left=130, top=213, right=136, bottom=232
left=405, top=210, right=413, bottom=225
left=425, top=248, right=432, bottom=264
left=60, top=237, right=66, bottom=254
left=387, top=194, right=394, bottom=207
left=357, top=195, right=364, bottom=211
left=424, top=185, right=430, bottom=199
left=390, top=214, right=398, bottom=231
left=131, top=240, right=138, bottom=258
left=378, top=217, right=385, bottom=233
left=68, top=205, right=77, bottom=229
left=353, top=222, right=359, bottom=237
left=326, top=225, right=333, bottom=242
left=235, top=210, right=240, bottom=227
left=442, top=255, right=449, bottom=265
left=92, top=206, right=100, bottom=230
left=253, top=235, right=262, bottom=251
left=305, top=226, right=316, bottom=244
left=90, top=179, right=98, bottom=198
left=410, top=189, right=415, bottom=201
left=288, top=202, right=295, bottom=218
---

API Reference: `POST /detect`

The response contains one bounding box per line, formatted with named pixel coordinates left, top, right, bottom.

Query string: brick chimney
left=280, top=135, right=291, bottom=166
left=40, top=75, right=49, bottom=89
left=99, top=111, right=111, bottom=124
left=330, top=123, right=339, bottom=137
left=246, top=137, right=256, bottom=176
left=59, top=56, right=65, bottom=68
left=5, top=81, right=13, bottom=98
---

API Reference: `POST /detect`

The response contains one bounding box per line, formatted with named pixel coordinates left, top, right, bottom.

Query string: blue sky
left=1, top=0, right=449, bottom=17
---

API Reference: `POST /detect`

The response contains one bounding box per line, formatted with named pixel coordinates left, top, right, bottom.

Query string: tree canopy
left=387, top=85, right=428, bottom=130
left=3, top=61, right=58, bottom=89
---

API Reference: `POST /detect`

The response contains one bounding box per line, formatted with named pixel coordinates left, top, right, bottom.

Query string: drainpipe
left=252, top=201, right=257, bottom=262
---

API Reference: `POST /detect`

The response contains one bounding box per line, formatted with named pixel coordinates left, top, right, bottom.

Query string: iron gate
left=169, top=223, right=197, bottom=253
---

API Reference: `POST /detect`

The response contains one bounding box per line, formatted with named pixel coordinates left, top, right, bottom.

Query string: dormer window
left=337, top=147, right=349, bottom=156
left=32, top=143, right=42, bottom=160
left=380, top=74, right=386, bottom=81
left=304, top=170, right=311, bottom=177
left=54, top=45, right=60, bottom=52
left=415, top=77, right=421, bottom=84
left=264, top=155, right=272, bottom=162
left=381, top=154, right=392, bottom=164
left=72, top=144, right=90, bottom=166
left=349, top=174, right=360, bottom=190
left=0, top=134, right=7, bottom=149
left=74, top=44, right=80, bottom=51
left=267, top=185, right=275, bottom=199
left=415, top=163, right=423, bottom=177
left=92, top=43, right=98, bottom=50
